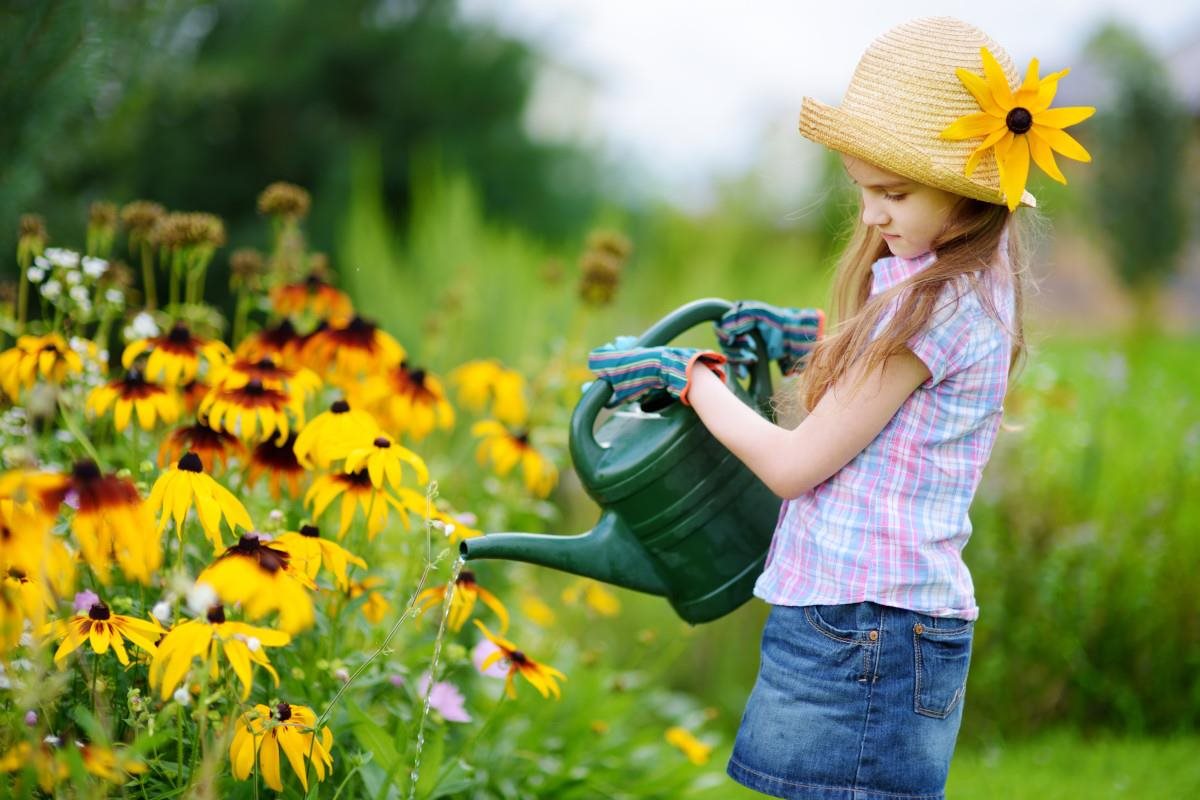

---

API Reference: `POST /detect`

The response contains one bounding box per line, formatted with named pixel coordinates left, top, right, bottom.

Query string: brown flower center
left=275, top=701, right=292, bottom=722
left=167, top=323, right=191, bottom=344
left=178, top=452, right=204, bottom=473
left=229, top=534, right=289, bottom=573
left=330, top=400, right=350, bottom=414
left=510, top=650, right=528, bottom=665
left=457, top=570, right=477, bottom=587
left=206, top=604, right=226, bottom=624
left=1005, top=107, right=1033, bottom=135
left=72, top=459, right=102, bottom=482
left=88, top=601, right=111, bottom=621
left=373, top=436, right=390, bottom=449
left=300, top=524, right=320, bottom=538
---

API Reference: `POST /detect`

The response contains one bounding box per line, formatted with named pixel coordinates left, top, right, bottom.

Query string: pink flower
left=472, top=638, right=507, bottom=679
left=417, top=672, right=471, bottom=723
left=73, top=590, right=100, bottom=613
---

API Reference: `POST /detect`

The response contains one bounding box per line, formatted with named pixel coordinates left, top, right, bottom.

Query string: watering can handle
left=572, top=298, right=774, bottom=469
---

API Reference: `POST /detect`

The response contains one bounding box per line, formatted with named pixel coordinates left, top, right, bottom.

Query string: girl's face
left=841, top=155, right=959, bottom=259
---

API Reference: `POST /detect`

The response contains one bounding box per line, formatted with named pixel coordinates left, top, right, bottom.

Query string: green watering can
left=458, top=299, right=781, bottom=625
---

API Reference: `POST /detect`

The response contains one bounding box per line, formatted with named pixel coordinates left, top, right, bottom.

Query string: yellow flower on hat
left=940, top=46, right=1095, bottom=211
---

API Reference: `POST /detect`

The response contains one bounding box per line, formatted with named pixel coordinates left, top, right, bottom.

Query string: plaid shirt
left=752, top=245, right=1015, bottom=620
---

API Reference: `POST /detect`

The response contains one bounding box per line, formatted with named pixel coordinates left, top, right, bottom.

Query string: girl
left=588, top=16, right=1093, bottom=800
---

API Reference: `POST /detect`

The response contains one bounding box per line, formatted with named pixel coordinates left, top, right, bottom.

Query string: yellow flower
left=940, top=46, right=1095, bottom=211
left=42, top=599, right=163, bottom=666
left=471, top=420, right=558, bottom=498
left=473, top=619, right=566, bottom=699
left=230, top=702, right=333, bottom=793
left=0, top=741, right=146, bottom=792
left=274, top=524, right=367, bottom=590
left=304, top=470, right=415, bottom=540
left=197, top=534, right=316, bottom=633
left=199, top=376, right=306, bottom=444
left=415, top=569, right=509, bottom=633
left=234, top=318, right=304, bottom=364
left=148, top=452, right=254, bottom=552
left=270, top=275, right=353, bottom=321
left=0, top=333, right=89, bottom=401
left=149, top=604, right=290, bottom=701
left=342, top=432, right=429, bottom=491
left=449, top=359, right=528, bottom=426
left=561, top=578, right=621, bottom=617
left=361, top=361, right=455, bottom=441
left=121, top=322, right=231, bottom=387
left=520, top=592, right=557, bottom=628
left=158, top=420, right=245, bottom=475
left=347, top=577, right=390, bottom=623
left=246, top=433, right=306, bottom=501
left=301, top=315, right=404, bottom=380
left=665, top=726, right=713, bottom=765
left=0, top=491, right=74, bottom=606
left=36, top=461, right=159, bottom=585
left=85, top=368, right=180, bottom=432
left=209, top=354, right=322, bottom=405
left=293, top=399, right=380, bottom=469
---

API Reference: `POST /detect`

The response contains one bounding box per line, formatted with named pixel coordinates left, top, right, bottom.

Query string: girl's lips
left=882, top=233, right=900, bottom=240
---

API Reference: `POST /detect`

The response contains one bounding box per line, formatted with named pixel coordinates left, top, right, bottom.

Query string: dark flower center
left=457, top=570, right=477, bottom=586
left=330, top=400, right=350, bottom=414
left=510, top=650, right=528, bottom=665
left=178, top=452, right=204, bottom=473
left=515, top=431, right=530, bottom=446
left=343, top=469, right=373, bottom=488
left=256, top=357, right=276, bottom=370
left=410, top=368, right=427, bottom=385
left=243, top=378, right=266, bottom=395
left=72, top=459, right=102, bottom=482
left=88, top=601, right=111, bottom=621
left=125, top=368, right=146, bottom=385
left=346, top=316, right=370, bottom=334
left=206, top=604, right=226, bottom=624
left=229, top=534, right=289, bottom=573
left=275, top=701, right=292, bottom=721
left=1005, top=107, right=1033, bottom=135
left=300, top=524, right=320, bottom=538
left=167, top=323, right=191, bottom=344
left=373, top=436, right=390, bottom=448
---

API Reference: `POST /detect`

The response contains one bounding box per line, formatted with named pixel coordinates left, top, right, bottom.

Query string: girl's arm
left=686, top=349, right=931, bottom=499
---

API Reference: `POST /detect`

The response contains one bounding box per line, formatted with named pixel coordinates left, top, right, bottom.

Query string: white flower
left=186, top=582, right=218, bottom=616
left=41, top=279, right=62, bottom=299
left=245, top=636, right=261, bottom=652
left=69, top=285, right=89, bottom=304
left=82, top=256, right=108, bottom=278
left=69, top=337, right=92, bottom=357
left=152, top=601, right=172, bottom=624
left=34, top=255, right=50, bottom=270
left=26, top=266, right=45, bottom=283
left=129, top=311, right=159, bottom=339
left=104, top=288, right=124, bottom=304
left=65, top=270, right=82, bottom=286
left=45, top=247, right=79, bottom=268
left=173, top=688, right=191, bottom=706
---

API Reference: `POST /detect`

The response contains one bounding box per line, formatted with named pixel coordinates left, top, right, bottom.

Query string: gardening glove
left=714, top=301, right=825, bottom=377
left=587, top=341, right=727, bottom=408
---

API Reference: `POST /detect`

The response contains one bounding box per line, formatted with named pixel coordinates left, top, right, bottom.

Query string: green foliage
left=1081, top=24, right=1193, bottom=301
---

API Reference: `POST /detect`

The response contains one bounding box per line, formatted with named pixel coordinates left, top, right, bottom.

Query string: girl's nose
left=861, top=196, right=890, bottom=227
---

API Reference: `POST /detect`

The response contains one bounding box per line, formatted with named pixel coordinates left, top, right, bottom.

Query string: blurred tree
left=1083, top=23, right=1192, bottom=333
left=2, top=0, right=605, bottom=280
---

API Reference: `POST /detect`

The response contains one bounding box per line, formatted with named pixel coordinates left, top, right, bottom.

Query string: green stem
left=232, top=289, right=251, bottom=347
left=58, top=397, right=102, bottom=464
left=16, top=258, right=29, bottom=334
left=141, top=242, right=157, bottom=311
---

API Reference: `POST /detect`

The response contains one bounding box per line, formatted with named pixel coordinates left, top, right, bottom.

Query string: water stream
left=407, top=554, right=465, bottom=799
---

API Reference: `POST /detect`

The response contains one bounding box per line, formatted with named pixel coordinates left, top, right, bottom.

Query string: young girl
left=588, top=16, right=1093, bottom=800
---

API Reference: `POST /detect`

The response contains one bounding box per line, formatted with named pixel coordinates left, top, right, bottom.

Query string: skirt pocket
left=912, top=620, right=973, bottom=719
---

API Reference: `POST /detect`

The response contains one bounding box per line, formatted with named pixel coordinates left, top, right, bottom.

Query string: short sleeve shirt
left=751, top=246, right=1015, bottom=620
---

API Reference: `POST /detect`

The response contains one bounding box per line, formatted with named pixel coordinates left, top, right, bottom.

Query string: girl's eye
left=883, top=192, right=906, bottom=202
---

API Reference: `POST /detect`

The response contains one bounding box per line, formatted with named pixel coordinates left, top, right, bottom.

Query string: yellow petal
left=980, top=46, right=1014, bottom=109
left=1033, top=106, right=1095, bottom=131
left=1031, top=124, right=1092, bottom=162
left=998, top=134, right=1030, bottom=212
left=964, top=125, right=1010, bottom=177
left=941, top=112, right=1004, bottom=141
left=259, top=733, right=283, bottom=791
left=954, top=66, right=1004, bottom=117
left=114, top=399, right=132, bottom=433
left=1028, top=129, right=1067, bottom=184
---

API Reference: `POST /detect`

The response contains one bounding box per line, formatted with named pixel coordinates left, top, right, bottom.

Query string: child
left=588, top=16, right=1093, bottom=800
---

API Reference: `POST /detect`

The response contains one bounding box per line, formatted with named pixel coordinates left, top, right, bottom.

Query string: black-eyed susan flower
left=0, top=333, right=90, bottom=401
left=36, top=460, right=160, bottom=585
left=270, top=274, right=353, bottom=321
left=148, top=452, right=254, bottom=553
left=158, top=420, right=245, bottom=474
left=274, top=524, right=367, bottom=590
left=561, top=578, right=621, bottom=617
left=940, top=46, right=1095, bottom=211
left=415, top=569, right=509, bottom=633
left=0, top=490, right=74, bottom=602
left=85, top=368, right=180, bottom=432
left=179, top=378, right=210, bottom=415
left=246, top=433, right=305, bottom=501
left=361, top=361, right=455, bottom=441
left=230, top=701, right=333, bottom=793
left=471, top=421, right=558, bottom=498
left=301, top=315, right=404, bottom=380
left=42, top=599, right=163, bottom=665
left=121, top=322, right=231, bottom=387
left=209, top=355, right=321, bottom=404
left=149, top=603, right=290, bottom=701
left=292, top=399, right=378, bottom=469
left=665, top=726, right=713, bottom=765
left=199, top=377, right=306, bottom=444
left=197, top=534, right=315, bottom=633
left=234, top=318, right=304, bottom=364
left=4, top=571, right=55, bottom=632
left=0, top=741, right=146, bottom=792
left=473, top=619, right=566, bottom=700
left=342, top=432, right=429, bottom=491
left=304, top=469, right=414, bottom=540
left=449, top=359, right=528, bottom=426
left=346, top=576, right=390, bottom=624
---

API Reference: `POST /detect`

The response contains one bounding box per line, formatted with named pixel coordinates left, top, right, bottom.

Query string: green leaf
left=413, top=728, right=445, bottom=798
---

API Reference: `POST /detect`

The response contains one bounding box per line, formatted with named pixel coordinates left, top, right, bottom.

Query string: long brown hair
left=784, top=194, right=1040, bottom=418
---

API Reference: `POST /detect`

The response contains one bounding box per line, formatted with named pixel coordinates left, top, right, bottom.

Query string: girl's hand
left=714, top=301, right=826, bottom=375
left=587, top=343, right=727, bottom=408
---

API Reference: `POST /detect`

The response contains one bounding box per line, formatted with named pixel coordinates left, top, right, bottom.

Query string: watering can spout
left=458, top=512, right=668, bottom=597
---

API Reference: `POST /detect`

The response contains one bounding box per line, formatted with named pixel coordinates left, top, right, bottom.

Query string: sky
left=460, top=0, right=1200, bottom=212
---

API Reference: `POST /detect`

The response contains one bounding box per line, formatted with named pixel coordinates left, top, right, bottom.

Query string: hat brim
left=798, top=96, right=1036, bottom=209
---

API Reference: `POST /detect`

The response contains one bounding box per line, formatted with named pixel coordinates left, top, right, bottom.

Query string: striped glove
left=587, top=342, right=728, bottom=408
left=714, top=301, right=825, bottom=376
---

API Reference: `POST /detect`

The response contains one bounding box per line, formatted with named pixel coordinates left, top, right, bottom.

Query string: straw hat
left=799, top=17, right=1036, bottom=208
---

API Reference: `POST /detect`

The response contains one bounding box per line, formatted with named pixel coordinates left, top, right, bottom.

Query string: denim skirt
left=727, top=601, right=973, bottom=800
